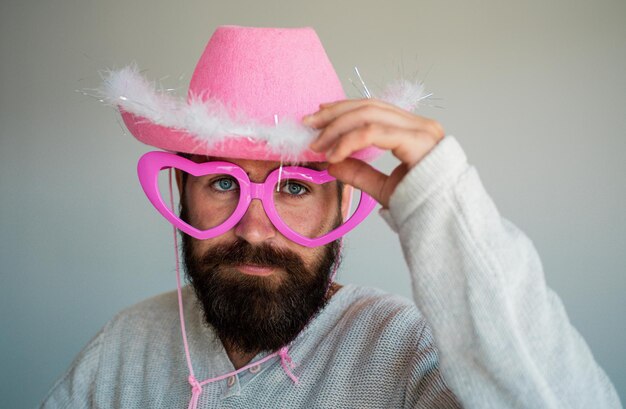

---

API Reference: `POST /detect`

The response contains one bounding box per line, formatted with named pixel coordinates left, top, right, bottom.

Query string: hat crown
left=107, top=25, right=383, bottom=162
left=188, top=26, right=346, bottom=125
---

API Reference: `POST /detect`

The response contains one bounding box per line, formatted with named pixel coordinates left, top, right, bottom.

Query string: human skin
left=306, top=98, right=445, bottom=208
left=179, top=97, right=444, bottom=276
left=176, top=159, right=350, bottom=368
left=177, top=98, right=445, bottom=368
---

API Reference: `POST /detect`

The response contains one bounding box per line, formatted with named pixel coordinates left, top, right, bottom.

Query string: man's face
left=178, top=156, right=348, bottom=354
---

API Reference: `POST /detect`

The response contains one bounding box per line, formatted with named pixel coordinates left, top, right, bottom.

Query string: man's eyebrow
left=285, top=161, right=325, bottom=170
left=186, top=154, right=327, bottom=171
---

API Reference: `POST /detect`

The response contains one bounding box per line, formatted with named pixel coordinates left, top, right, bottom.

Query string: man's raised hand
left=305, top=98, right=445, bottom=208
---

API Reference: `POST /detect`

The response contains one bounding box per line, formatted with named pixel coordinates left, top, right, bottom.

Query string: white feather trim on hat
left=98, top=65, right=432, bottom=156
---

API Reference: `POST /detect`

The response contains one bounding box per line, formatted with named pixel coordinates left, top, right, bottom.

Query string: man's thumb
left=327, top=158, right=389, bottom=208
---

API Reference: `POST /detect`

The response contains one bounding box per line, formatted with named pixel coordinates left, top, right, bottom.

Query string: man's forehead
left=186, top=154, right=329, bottom=171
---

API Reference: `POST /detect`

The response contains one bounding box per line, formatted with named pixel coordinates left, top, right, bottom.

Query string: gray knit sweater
left=40, top=136, right=622, bottom=408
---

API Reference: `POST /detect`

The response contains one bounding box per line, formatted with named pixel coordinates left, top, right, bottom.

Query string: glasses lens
left=159, top=169, right=241, bottom=231
left=273, top=177, right=352, bottom=239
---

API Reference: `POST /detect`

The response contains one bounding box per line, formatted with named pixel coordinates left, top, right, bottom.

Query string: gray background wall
left=1, top=0, right=624, bottom=407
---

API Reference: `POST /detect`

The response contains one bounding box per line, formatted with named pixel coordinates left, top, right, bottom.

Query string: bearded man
left=41, top=26, right=621, bottom=409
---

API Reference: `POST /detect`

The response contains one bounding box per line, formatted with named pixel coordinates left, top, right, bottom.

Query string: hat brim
left=121, top=110, right=383, bottom=162
left=104, top=65, right=430, bottom=163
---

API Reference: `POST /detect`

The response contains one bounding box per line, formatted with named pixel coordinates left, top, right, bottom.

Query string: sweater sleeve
left=39, top=328, right=103, bottom=409
left=380, top=135, right=622, bottom=409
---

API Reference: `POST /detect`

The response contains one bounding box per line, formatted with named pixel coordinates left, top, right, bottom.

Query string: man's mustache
left=193, top=239, right=308, bottom=273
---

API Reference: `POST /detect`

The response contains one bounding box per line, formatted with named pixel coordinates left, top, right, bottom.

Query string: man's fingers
left=310, top=105, right=424, bottom=152
left=327, top=159, right=390, bottom=207
left=307, top=98, right=388, bottom=125
left=304, top=97, right=446, bottom=205
left=324, top=125, right=438, bottom=170
left=305, top=98, right=416, bottom=129
left=389, top=130, right=442, bottom=168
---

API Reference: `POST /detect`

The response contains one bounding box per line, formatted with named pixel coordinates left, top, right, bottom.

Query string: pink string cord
left=278, top=346, right=300, bottom=384
left=168, top=169, right=302, bottom=409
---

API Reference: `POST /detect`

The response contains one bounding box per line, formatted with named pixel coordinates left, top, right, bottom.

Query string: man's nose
left=234, top=199, right=277, bottom=245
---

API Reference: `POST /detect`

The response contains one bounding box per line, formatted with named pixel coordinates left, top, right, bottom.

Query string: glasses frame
left=137, top=151, right=377, bottom=247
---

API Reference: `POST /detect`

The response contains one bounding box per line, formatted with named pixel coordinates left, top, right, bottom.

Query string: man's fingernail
left=302, top=115, right=315, bottom=126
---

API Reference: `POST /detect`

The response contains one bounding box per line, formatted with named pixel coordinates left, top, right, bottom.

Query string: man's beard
left=181, top=228, right=341, bottom=355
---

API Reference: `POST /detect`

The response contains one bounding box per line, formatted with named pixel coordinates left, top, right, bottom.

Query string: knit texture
left=40, top=285, right=458, bottom=408
left=41, top=136, right=622, bottom=408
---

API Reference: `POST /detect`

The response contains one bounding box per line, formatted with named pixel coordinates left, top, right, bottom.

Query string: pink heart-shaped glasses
left=137, top=151, right=377, bottom=247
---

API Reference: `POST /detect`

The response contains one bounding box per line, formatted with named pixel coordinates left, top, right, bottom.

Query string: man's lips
left=235, top=264, right=276, bottom=276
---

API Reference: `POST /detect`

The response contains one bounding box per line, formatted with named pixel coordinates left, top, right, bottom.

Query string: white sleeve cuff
left=379, top=135, right=469, bottom=231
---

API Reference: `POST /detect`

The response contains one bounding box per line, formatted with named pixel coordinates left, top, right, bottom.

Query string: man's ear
left=340, top=184, right=354, bottom=222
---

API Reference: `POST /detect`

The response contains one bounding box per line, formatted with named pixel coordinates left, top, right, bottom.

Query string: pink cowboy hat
left=101, top=25, right=430, bottom=162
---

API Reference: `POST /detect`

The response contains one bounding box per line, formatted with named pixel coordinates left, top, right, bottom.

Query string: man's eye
left=280, top=181, right=309, bottom=196
left=211, top=177, right=238, bottom=192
